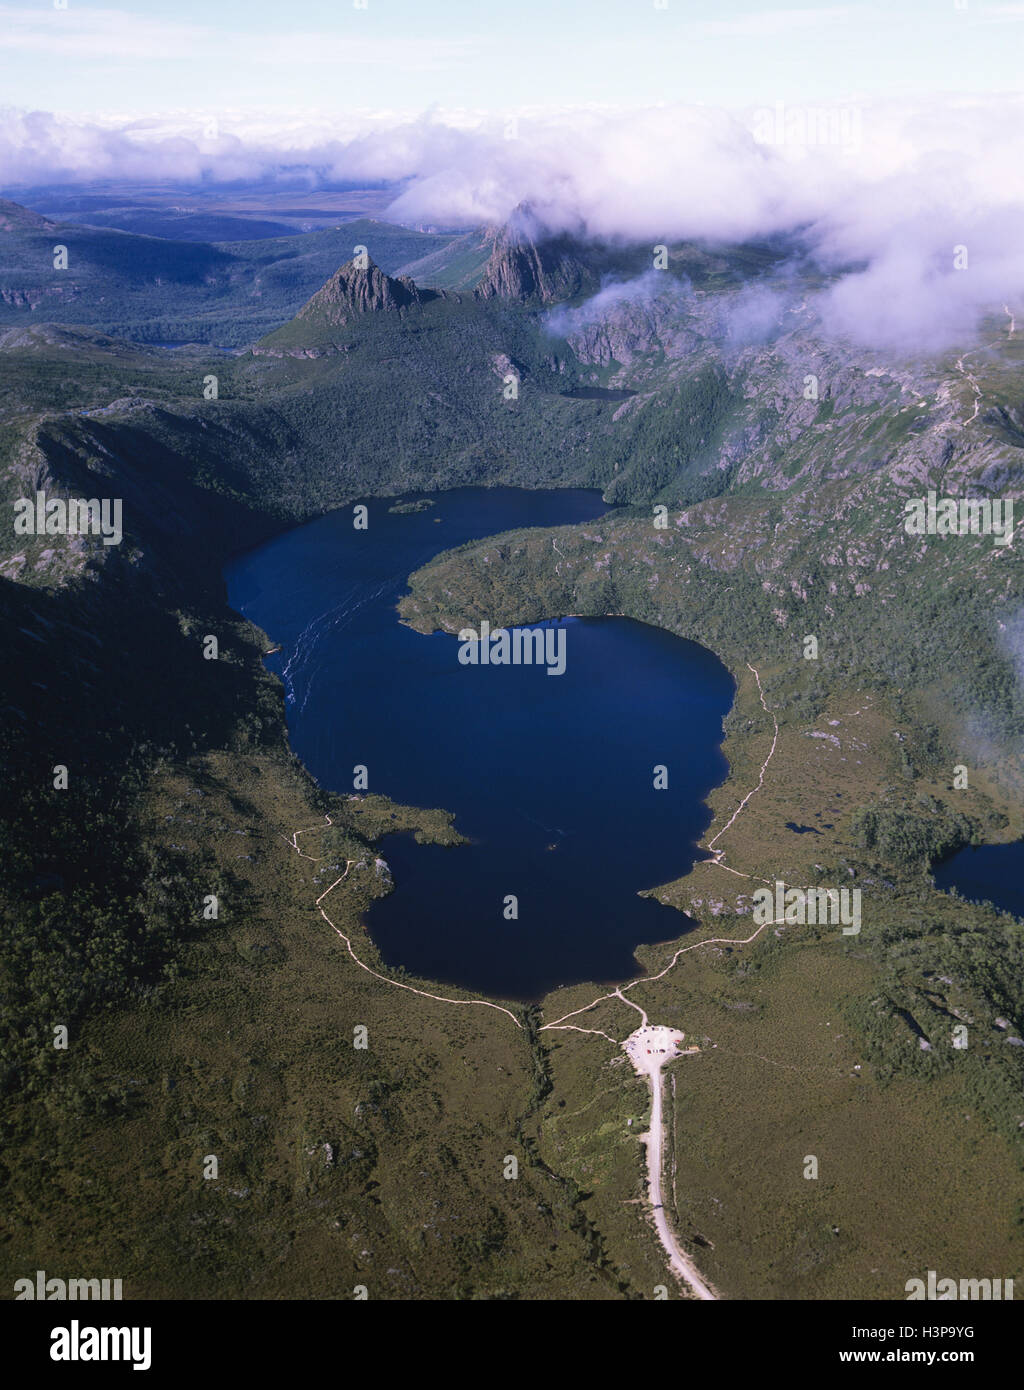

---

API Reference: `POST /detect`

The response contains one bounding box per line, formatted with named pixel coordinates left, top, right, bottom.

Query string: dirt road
left=624, top=1025, right=717, bottom=1300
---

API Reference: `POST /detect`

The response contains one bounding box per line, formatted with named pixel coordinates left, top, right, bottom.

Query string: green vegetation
left=2, top=206, right=1023, bottom=1298
left=0, top=215, right=457, bottom=347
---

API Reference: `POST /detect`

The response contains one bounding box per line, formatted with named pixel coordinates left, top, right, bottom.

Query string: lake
left=225, top=487, right=734, bottom=999
left=560, top=387, right=638, bottom=401
left=933, top=840, right=1024, bottom=920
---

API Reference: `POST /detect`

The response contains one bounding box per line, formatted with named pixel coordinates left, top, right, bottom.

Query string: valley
left=1, top=193, right=1023, bottom=1301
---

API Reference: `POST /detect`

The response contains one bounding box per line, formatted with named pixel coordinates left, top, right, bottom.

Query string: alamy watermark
left=905, top=1270, right=1013, bottom=1300
left=904, top=491, right=1014, bottom=546
left=457, top=620, right=566, bottom=676
left=752, top=880, right=861, bottom=935
left=14, top=1269, right=122, bottom=1299
left=50, top=1321, right=151, bottom=1372
left=751, top=101, right=862, bottom=151
left=14, top=490, right=123, bottom=546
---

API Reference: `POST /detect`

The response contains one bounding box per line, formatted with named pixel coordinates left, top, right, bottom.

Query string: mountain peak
left=475, top=204, right=596, bottom=304
left=297, top=256, right=439, bottom=325
left=0, top=199, right=57, bottom=233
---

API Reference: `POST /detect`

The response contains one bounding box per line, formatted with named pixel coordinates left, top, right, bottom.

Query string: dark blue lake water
left=225, top=487, right=734, bottom=999
left=933, top=841, right=1024, bottom=920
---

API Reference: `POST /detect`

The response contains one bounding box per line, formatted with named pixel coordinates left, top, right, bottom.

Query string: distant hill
left=43, top=208, right=309, bottom=242
left=0, top=203, right=459, bottom=347
left=0, top=198, right=57, bottom=233
left=15, top=182, right=400, bottom=237
left=394, top=228, right=494, bottom=290
left=256, top=255, right=448, bottom=354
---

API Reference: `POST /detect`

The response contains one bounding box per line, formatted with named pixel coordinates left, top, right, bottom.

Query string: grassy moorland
left=0, top=203, right=457, bottom=347
left=400, top=505, right=1024, bottom=1296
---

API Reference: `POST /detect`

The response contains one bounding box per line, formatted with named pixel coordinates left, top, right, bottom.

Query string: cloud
left=1, top=96, right=1023, bottom=351
left=815, top=210, right=1024, bottom=350
left=717, top=283, right=795, bottom=348
left=544, top=271, right=693, bottom=339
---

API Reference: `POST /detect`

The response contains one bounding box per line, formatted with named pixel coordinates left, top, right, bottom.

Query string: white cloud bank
left=2, top=97, right=1024, bottom=350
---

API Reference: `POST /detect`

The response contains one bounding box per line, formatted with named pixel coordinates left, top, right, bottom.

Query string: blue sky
left=1, top=0, right=1020, bottom=114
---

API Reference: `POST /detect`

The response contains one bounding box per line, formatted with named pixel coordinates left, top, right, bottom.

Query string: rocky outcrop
left=0, top=284, right=81, bottom=309
left=475, top=204, right=596, bottom=304
left=296, top=257, right=440, bottom=326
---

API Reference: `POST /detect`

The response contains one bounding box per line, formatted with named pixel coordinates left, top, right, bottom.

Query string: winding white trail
left=283, top=661, right=780, bottom=1298
left=287, top=662, right=779, bottom=1039
left=541, top=662, right=780, bottom=1037
left=540, top=917, right=777, bottom=1040
left=703, top=663, right=778, bottom=883
left=533, top=662, right=782, bottom=1298
left=953, top=353, right=983, bottom=424
left=285, top=814, right=523, bottom=1028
